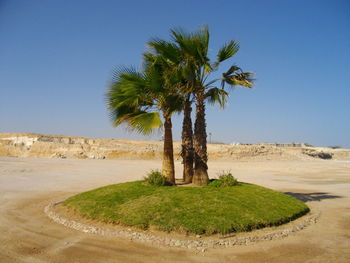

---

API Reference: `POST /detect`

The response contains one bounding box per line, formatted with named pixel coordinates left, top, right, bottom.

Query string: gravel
left=45, top=201, right=320, bottom=250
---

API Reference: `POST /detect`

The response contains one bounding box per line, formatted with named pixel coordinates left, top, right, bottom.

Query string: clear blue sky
left=1, top=0, right=349, bottom=147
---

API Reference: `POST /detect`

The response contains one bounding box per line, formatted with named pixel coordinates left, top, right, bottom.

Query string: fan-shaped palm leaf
left=205, top=87, right=229, bottom=108
left=222, top=71, right=255, bottom=88
left=126, top=111, right=162, bottom=135
left=217, top=40, right=240, bottom=63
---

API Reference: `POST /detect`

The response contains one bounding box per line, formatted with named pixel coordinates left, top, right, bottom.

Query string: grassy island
left=63, top=181, right=309, bottom=235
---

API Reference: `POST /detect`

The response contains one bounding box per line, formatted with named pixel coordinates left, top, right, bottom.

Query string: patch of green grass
left=63, top=181, right=309, bottom=235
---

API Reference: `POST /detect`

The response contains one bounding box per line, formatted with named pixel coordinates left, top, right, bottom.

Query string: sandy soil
left=0, top=157, right=349, bottom=262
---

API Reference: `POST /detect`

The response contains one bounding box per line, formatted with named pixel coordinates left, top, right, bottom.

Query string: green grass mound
left=63, top=181, right=309, bottom=235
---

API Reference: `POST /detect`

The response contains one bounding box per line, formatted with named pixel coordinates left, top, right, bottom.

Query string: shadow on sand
left=284, top=192, right=343, bottom=202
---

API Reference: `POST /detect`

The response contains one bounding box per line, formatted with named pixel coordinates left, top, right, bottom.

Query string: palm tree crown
left=107, top=56, right=183, bottom=184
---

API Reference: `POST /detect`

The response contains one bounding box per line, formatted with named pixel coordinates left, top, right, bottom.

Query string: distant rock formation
left=0, top=133, right=349, bottom=161
left=256, top=142, right=313, bottom=147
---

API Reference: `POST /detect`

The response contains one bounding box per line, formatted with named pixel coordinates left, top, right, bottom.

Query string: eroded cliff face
left=0, top=133, right=165, bottom=160
left=1, top=133, right=349, bottom=161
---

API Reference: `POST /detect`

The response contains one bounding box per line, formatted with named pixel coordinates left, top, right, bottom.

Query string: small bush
left=207, top=179, right=223, bottom=188
left=208, top=171, right=239, bottom=187
left=219, top=172, right=239, bottom=186
left=144, top=170, right=166, bottom=186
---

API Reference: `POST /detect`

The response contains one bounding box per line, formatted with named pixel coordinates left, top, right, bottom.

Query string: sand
left=0, top=157, right=349, bottom=262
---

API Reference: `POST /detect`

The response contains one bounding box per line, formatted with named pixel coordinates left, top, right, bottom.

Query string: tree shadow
left=284, top=192, right=343, bottom=202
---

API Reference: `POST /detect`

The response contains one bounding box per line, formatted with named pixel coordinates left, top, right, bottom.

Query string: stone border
left=45, top=201, right=320, bottom=250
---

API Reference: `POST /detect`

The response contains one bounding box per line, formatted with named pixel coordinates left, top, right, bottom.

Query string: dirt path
left=0, top=157, right=349, bottom=262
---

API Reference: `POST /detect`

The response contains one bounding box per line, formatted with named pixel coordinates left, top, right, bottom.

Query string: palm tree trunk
left=162, top=115, right=175, bottom=185
left=193, top=90, right=209, bottom=186
left=181, top=96, right=194, bottom=183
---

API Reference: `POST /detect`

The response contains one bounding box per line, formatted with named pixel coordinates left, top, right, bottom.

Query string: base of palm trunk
left=183, top=164, right=193, bottom=184
left=192, top=165, right=209, bottom=186
left=162, top=167, right=175, bottom=185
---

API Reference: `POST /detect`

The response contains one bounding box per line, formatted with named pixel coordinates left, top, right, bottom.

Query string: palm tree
left=106, top=57, right=182, bottom=184
left=170, top=26, right=254, bottom=185
left=146, top=39, right=195, bottom=183
left=134, top=27, right=254, bottom=186
left=181, top=93, right=194, bottom=183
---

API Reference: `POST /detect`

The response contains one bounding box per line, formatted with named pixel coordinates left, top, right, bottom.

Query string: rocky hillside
left=1, top=133, right=349, bottom=161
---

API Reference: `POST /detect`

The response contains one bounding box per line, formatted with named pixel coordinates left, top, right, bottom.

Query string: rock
left=50, top=153, right=67, bottom=159
left=302, top=149, right=333, bottom=159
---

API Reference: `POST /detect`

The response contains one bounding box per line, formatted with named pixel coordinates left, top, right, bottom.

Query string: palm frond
left=147, top=38, right=181, bottom=64
left=223, top=72, right=255, bottom=88
left=171, top=26, right=209, bottom=67
left=194, top=25, right=210, bottom=64
left=223, top=65, right=242, bottom=76
left=170, top=27, right=190, bottom=46
left=205, top=87, right=228, bottom=108
left=164, top=94, right=184, bottom=114
left=106, top=66, right=163, bottom=135
left=107, top=78, right=151, bottom=108
left=217, top=40, right=240, bottom=63
left=108, top=105, right=137, bottom=126
left=127, top=111, right=162, bottom=135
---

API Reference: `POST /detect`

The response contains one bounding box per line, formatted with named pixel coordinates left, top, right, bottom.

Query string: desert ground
left=1, top=155, right=349, bottom=262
